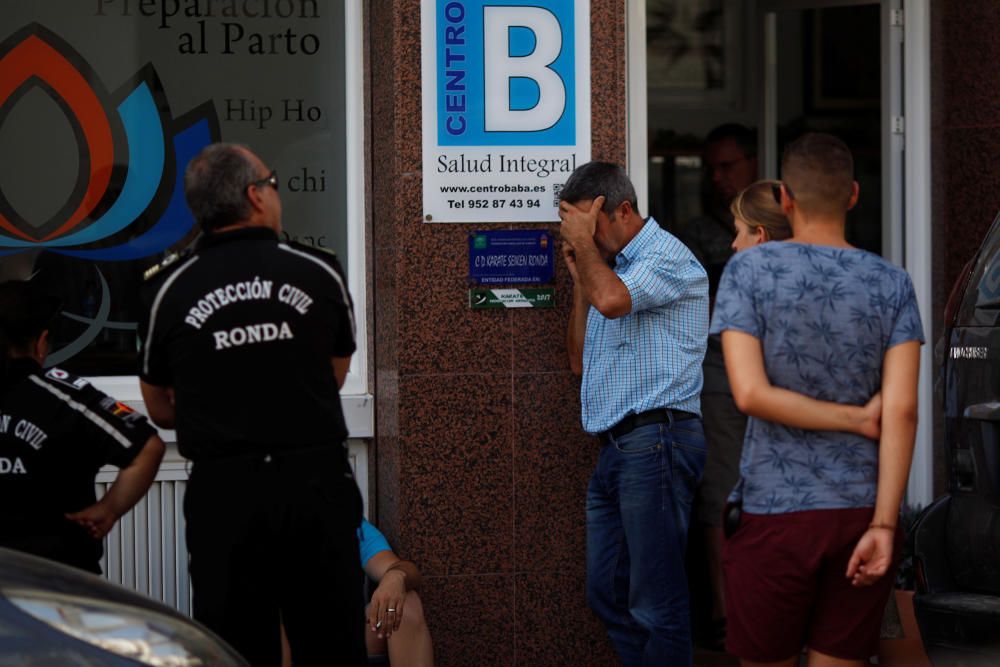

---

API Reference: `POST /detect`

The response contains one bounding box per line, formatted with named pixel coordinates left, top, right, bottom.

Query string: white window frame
left=627, top=0, right=935, bottom=505
left=902, top=0, right=933, bottom=508
left=90, top=2, right=372, bottom=439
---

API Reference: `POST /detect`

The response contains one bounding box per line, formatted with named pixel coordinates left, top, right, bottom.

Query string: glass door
left=758, top=0, right=903, bottom=262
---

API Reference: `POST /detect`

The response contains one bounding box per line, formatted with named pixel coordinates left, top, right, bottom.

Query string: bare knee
left=401, top=590, right=427, bottom=629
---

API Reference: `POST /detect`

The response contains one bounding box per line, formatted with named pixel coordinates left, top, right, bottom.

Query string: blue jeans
left=586, top=418, right=707, bottom=667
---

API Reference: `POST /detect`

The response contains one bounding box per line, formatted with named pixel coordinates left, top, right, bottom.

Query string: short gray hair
left=184, top=143, right=260, bottom=231
left=558, top=161, right=639, bottom=217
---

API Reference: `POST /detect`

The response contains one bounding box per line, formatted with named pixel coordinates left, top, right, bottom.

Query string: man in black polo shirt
left=138, top=143, right=364, bottom=665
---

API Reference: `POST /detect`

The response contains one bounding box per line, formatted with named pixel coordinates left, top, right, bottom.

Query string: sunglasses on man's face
left=250, top=170, right=279, bottom=192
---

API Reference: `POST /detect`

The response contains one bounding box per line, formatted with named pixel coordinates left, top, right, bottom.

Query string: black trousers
left=184, top=447, right=365, bottom=666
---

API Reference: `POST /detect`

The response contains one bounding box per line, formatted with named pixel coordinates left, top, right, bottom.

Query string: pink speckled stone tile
left=396, top=373, right=514, bottom=576
left=934, top=1, right=1000, bottom=128
left=421, top=574, right=516, bottom=666
left=396, top=229, right=514, bottom=377
left=937, top=127, right=1000, bottom=292
left=515, top=571, right=618, bottom=666
left=590, top=0, right=628, bottom=164
left=513, top=372, right=597, bottom=572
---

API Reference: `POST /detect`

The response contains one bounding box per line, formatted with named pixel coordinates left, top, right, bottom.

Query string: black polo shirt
left=0, top=358, right=155, bottom=569
left=138, top=227, right=356, bottom=460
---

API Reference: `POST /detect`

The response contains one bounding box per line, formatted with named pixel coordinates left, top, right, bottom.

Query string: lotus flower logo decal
left=0, top=24, right=219, bottom=260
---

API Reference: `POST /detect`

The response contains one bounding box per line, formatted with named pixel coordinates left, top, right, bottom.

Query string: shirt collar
left=199, top=226, right=279, bottom=249
left=616, top=217, right=657, bottom=266
left=4, top=358, right=41, bottom=384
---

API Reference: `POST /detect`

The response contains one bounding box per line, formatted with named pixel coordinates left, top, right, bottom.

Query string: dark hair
left=0, top=281, right=60, bottom=384
left=558, top=161, right=640, bottom=217
left=184, top=143, right=261, bottom=231
left=780, top=132, right=854, bottom=215
left=705, top=123, right=757, bottom=159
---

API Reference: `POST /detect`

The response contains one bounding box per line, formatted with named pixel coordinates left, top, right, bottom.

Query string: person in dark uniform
left=0, top=280, right=165, bottom=574
left=137, top=143, right=364, bottom=666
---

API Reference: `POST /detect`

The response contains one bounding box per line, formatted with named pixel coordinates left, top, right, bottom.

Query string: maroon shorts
left=722, top=507, right=901, bottom=662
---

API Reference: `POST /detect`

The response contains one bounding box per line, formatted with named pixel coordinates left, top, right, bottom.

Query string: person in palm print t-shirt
left=711, top=133, right=923, bottom=666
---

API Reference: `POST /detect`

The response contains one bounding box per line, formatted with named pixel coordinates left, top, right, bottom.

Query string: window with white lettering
left=0, top=2, right=348, bottom=375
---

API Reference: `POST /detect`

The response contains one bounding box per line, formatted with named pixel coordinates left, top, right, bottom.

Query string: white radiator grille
left=96, top=462, right=192, bottom=615
left=95, top=442, right=367, bottom=616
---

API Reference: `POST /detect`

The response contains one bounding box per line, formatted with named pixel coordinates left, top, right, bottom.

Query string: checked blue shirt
left=581, top=218, right=709, bottom=434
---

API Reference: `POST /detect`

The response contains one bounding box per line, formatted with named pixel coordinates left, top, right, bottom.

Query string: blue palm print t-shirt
left=709, top=242, right=924, bottom=514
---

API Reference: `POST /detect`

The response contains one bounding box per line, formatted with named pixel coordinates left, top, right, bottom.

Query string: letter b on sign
left=484, top=7, right=565, bottom=132
left=436, top=0, right=576, bottom=146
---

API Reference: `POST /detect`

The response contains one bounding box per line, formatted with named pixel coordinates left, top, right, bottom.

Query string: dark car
left=0, top=547, right=247, bottom=665
left=911, top=212, right=1000, bottom=666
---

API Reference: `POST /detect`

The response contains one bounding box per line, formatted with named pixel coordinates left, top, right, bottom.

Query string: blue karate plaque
left=468, top=230, right=554, bottom=285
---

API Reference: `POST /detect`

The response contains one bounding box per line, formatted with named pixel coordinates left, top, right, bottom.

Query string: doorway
left=759, top=0, right=903, bottom=261
left=635, top=0, right=909, bottom=656
left=639, top=0, right=901, bottom=260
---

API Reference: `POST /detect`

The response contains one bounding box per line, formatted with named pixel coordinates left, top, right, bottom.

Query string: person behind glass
left=694, top=178, right=792, bottom=649
left=682, top=123, right=759, bottom=296
left=561, top=161, right=709, bottom=667
left=138, top=143, right=365, bottom=666
left=682, top=124, right=757, bottom=651
left=712, top=134, right=923, bottom=667
left=0, top=280, right=165, bottom=574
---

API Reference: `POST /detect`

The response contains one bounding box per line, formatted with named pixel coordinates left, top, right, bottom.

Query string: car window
left=957, top=213, right=1000, bottom=327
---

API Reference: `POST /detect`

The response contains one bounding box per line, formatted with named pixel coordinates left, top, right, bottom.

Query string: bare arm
left=722, top=330, right=881, bottom=437
left=365, top=550, right=424, bottom=591
left=570, top=236, right=631, bottom=318
left=140, top=381, right=176, bottom=429
left=365, top=550, right=424, bottom=636
left=332, top=356, right=352, bottom=389
left=847, top=340, right=920, bottom=586
left=559, top=197, right=631, bottom=319
left=66, top=435, right=166, bottom=539
left=564, top=241, right=589, bottom=375
left=870, top=341, right=920, bottom=522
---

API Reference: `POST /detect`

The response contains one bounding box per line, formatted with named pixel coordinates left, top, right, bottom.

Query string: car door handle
left=963, top=401, right=1000, bottom=420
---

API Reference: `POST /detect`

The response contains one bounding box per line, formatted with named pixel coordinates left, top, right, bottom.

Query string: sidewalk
left=693, top=591, right=932, bottom=667
left=879, top=591, right=932, bottom=667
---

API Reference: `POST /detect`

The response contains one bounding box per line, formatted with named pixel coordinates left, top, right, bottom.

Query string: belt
left=192, top=444, right=347, bottom=467
left=598, top=408, right=698, bottom=445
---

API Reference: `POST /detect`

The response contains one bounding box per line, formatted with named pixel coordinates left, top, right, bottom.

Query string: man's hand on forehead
left=559, top=196, right=605, bottom=247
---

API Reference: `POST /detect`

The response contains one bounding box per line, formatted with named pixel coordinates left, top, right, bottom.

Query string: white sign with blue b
left=421, top=0, right=590, bottom=223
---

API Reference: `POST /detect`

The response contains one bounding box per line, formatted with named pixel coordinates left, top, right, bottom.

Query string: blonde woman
left=730, top=179, right=793, bottom=252
left=695, top=178, right=792, bottom=651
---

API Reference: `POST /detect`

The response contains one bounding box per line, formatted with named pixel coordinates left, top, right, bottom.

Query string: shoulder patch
left=44, top=367, right=90, bottom=391
left=144, top=248, right=193, bottom=282
left=98, top=396, right=145, bottom=423
left=99, top=396, right=133, bottom=415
